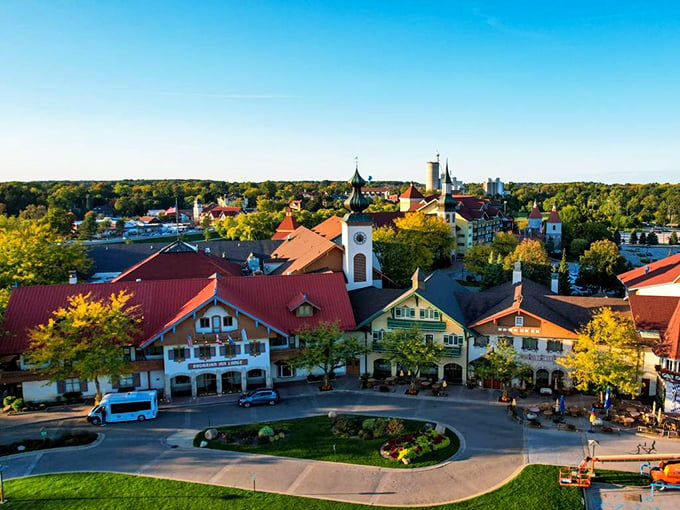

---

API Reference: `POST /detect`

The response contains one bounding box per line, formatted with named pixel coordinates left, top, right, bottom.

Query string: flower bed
left=0, top=431, right=98, bottom=457
left=380, top=427, right=451, bottom=464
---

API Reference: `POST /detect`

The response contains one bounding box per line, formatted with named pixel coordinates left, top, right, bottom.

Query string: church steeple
left=344, top=164, right=370, bottom=214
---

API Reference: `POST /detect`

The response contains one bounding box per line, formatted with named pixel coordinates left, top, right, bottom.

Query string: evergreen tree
left=646, top=231, right=658, bottom=245
left=629, top=230, right=638, bottom=244
left=78, top=211, right=98, bottom=240
left=558, top=249, right=571, bottom=295
left=613, top=230, right=621, bottom=246
left=638, top=232, right=647, bottom=245
left=670, top=231, right=679, bottom=245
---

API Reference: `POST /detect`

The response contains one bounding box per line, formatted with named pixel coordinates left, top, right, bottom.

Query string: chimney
left=68, top=270, right=78, bottom=285
left=512, top=261, right=522, bottom=285
left=551, top=272, right=559, bottom=294
left=411, top=268, right=426, bottom=291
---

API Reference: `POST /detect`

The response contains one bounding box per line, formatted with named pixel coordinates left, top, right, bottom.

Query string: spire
left=344, top=163, right=369, bottom=214
left=444, top=158, right=452, bottom=184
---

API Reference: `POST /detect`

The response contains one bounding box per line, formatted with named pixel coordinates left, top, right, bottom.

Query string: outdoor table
left=623, top=417, right=635, bottom=426
left=431, top=383, right=441, bottom=391
left=529, top=407, right=540, bottom=413
left=420, top=381, right=431, bottom=389
left=385, top=377, right=396, bottom=385
left=526, top=412, right=538, bottom=421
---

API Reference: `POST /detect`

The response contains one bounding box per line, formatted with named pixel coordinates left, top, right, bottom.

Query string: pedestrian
left=589, top=410, right=596, bottom=431
left=100, top=406, right=107, bottom=426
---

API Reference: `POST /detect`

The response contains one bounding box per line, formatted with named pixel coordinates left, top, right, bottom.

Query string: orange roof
left=271, top=226, right=343, bottom=275
left=653, top=300, right=680, bottom=360
left=312, top=215, right=343, bottom=240
left=272, top=209, right=300, bottom=240
left=618, top=253, right=680, bottom=291
left=400, top=183, right=424, bottom=200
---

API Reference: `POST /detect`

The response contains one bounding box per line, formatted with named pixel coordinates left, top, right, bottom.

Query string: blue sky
left=1, top=1, right=679, bottom=184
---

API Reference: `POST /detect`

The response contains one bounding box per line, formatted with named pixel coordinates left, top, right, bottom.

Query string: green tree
left=504, top=239, right=551, bottom=286
left=472, top=342, right=530, bottom=399
left=638, top=232, right=647, bottom=245
left=200, top=215, right=212, bottom=242
left=289, top=321, right=364, bottom=390
left=394, top=212, right=453, bottom=267
left=28, top=291, right=142, bottom=402
left=646, top=231, right=658, bottom=245
left=558, top=307, right=642, bottom=395
left=114, top=219, right=125, bottom=237
left=578, top=240, right=628, bottom=290
left=381, top=327, right=444, bottom=393
left=43, top=207, right=74, bottom=236
left=0, top=216, right=91, bottom=301
left=670, top=231, right=678, bottom=245
left=629, top=230, right=638, bottom=244
left=558, top=249, right=571, bottom=295
left=463, top=244, right=493, bottom=275
left=613, top=230, right=621, bottom=246
left=570, top=238, right=589, bottom=257
left=78, top=211, right=98, bottom=240
left=481, top=252, right=509, bottom=288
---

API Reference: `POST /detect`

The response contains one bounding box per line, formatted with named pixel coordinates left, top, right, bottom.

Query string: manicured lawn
left=194, top=414, right=460, bottom=468
left=4, top=465, right=585, bottom=509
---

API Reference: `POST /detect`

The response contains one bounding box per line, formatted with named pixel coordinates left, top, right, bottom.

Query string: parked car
left=238, top=389, right=280, bottom=408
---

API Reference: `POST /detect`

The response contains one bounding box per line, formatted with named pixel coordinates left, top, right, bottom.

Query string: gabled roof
left=270, top=226, right=343, bottom=275
left=462, top=278, right=629, bottom=334
left=312, top=215, right=343, bottom=240
left=451, top=195, right=506, bottom=222
left=0, top=273, right=356, bottom=356
left=618, top=253, right=680, bottom=291
left=138, top=216, right=161, bottom=224
left=112, top=246, right=242, bottom=282
left=400, top=183, right=424, bottom=200
left=628, top=295, right=680, bottom=332
left=546, top=205, right=561, bottom=224
left=286, top=292, right=320, bottom=312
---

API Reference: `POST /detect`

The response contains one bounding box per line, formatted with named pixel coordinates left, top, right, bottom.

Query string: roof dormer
left=287, top=292, right=320, bottom=317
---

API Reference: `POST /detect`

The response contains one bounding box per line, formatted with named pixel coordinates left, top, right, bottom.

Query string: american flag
left=227, top=334, right=234, bottom=344
left=186, top=334, right=193, bottom=348
left=241, top=328, right=248, bottom=342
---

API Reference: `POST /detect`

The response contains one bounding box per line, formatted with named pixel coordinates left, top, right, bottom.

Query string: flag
left=227, top=333, right=234, bottom=344
left=216, top=333, right=223, bottom=345
left=604, top=387, right=611, bottom=414
left=241, top=328, right=248, bottom=342
left=559, top=395, right=565, bottom=414
left=186, top=334, right=193, bottom=348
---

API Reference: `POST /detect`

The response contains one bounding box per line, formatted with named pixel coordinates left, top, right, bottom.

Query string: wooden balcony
left=270, top=348, right=301, bottom=362
left=386, top=318, right=447, bottom=331
left=655, top=365, right=680, bottom=383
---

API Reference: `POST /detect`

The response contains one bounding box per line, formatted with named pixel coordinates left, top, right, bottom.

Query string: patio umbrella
left=604, top=388, right=611, bottom=415
left=559, top=395, right=566, bottom=414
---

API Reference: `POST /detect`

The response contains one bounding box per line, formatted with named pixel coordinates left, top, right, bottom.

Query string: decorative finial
left=355, top=155, right=359, bottom=171
left=344, top=164, right=369, bottom=214
left=436, top=151, right=440, bottom=163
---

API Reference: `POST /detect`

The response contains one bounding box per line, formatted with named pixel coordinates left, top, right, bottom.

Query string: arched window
left=354, top=253, right=366, bottom=282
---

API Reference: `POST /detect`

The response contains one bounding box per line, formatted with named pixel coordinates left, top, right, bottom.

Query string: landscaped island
left=194, top=414, right=460, bottom=468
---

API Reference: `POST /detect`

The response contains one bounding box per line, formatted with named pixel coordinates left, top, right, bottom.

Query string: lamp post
left=0, top=464, right=7, bottom=504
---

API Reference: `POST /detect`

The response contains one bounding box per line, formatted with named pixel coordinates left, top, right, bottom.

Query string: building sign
left=519, top=353, right=562, bottom=363
left=188, top=359, right=248, bottom=370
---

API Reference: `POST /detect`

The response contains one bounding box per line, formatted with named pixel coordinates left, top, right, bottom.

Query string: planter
left=319, top=385, right=333, bottom=392
left=405, top=389, right=419, bottom=395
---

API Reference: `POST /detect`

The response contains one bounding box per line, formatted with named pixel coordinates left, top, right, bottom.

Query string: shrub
left=362, top=418, right=375, bottom=431
left=385, top=418, right=404, bottom=436
left=333, top=415, right=360, bottom=437
left=11, top=398, right=24, bottom=412
left=3, top=396, right=17, bottom=407
left=358, top=429, right=374, bottom=440
left=258, top=426, right=274, bottom=438
left=373, top=419, right=387, bottom=438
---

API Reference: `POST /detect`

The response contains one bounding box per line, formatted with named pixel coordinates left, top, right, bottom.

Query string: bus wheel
left=138, top=415, right=146, bottom=422
left=91, top=417, right=101, bottom=426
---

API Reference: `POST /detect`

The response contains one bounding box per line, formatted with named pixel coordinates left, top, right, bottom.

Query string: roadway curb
left=0, top=432, right=105, bottom=461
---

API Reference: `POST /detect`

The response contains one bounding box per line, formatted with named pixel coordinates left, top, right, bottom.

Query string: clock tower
left=342, top=165, right=373, bottom=291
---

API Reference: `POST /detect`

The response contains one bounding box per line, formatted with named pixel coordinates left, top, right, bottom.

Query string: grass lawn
left=4, top=465, right=585, bottom=509
left=194, top=414, right=460, bottom=468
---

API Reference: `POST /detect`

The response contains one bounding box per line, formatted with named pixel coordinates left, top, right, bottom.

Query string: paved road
left=2, top=385, right=680, bottom=508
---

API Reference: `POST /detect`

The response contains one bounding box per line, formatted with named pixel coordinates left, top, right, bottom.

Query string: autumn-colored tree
left=464, top=245, right=493, bottom=275
left=394, top=212, right=453, bottom=266
left=0, top=216, right=91, bottom=311
left=491, top=232, right=519, bottom=257
left=504, top=239, right=551, bottom=286
left=28, top=291, right=142, bottom=401
left=288, top=321, right=364, bottom=389
left=381, top=327, right=444, bottom=393
left=558, top=307, right=642, bottom=395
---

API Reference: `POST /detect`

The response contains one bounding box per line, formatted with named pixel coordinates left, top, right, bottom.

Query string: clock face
left=353, top=232, right=367, bottom=245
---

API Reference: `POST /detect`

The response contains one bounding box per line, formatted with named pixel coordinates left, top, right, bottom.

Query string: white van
left=87, top=390, right=158, bottom=425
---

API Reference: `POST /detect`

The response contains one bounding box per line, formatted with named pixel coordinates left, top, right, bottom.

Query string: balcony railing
left=386, top=318, right=447, bottom=331
left=655, top=365, right=680, bottom=383
left=372, top=341, right=392, bottom=353
left=442, top=346, right=462, bottom=357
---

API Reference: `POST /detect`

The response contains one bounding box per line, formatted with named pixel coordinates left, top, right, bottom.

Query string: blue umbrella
left=559, top=394, right=566, bottom=414
left=604, top=388, right=612, bottom=414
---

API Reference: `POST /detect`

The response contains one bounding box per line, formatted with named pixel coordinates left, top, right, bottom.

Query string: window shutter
left=219, top=346, right=226, bottom=356
left=258, top=342, right=265, bottom=353
left=79, top=379, right=88, bottom=392
left=133, top=373, right=141, bottom=387
left=111, top=377, right=119, bottom=389
left=184, top=348, right=190, bottom=359
left=167, top=349, right=174, bottom=360
left=235, top=345, right=241, bottom=355
left=57, top=381, right=66, bottom=394
left=210, top=346, right=216, bottom=357
left=244, top=343, right=250, bottom=354
left=194, top=347, right=200, bottom=358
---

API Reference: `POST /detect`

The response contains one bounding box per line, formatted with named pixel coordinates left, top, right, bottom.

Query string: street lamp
left=0, top=464, right=6, bottom=504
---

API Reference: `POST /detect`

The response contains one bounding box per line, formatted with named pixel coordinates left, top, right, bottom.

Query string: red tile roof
left=528, top=203, right=542, bottom=219
left=618, top=253, right=680, bottom=291
left=272, top=209, right=300, bottom=240
left=400, top=184, right=424, bottom=200
left=546, top=205, right=561, bottom=224
left=628, top=295, right=680, bottom=332
left=112, top=251, right=242, bottom=282
left=0, top=272, right=356, bottom=355
left=451, top=195, right=505, bottom=222
left=653, top=300, right=680, bottom=360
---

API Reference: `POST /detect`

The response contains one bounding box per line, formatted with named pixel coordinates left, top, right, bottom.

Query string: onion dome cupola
left=343, top=163, right=371, bottom=222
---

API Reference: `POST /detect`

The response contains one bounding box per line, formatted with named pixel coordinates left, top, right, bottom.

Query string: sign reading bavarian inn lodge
left=188, top=359, right=248, bottom=370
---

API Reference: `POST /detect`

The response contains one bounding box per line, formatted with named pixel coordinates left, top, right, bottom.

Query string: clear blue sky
left=1, top=1, right=679, bottom=184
